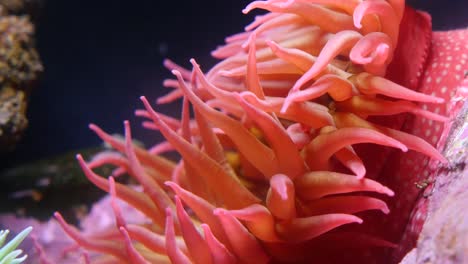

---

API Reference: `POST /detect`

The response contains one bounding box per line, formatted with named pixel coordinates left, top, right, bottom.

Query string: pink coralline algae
left=46, top=1, right=466, bottom=263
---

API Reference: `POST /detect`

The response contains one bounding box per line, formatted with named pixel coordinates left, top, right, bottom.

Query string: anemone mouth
left=44, top=1, right=468, bottom=264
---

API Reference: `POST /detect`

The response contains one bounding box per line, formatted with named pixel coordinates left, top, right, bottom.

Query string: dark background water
left=3, top=0, right=468, bottom=167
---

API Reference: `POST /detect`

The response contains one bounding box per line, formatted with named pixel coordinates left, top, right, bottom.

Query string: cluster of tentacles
left=54, top=1, right=448, bottom=263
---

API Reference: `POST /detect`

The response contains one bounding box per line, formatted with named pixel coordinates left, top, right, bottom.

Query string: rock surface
left=401, top=102, right=467, bottom=264
left=0, top=2, right=42, bottom=153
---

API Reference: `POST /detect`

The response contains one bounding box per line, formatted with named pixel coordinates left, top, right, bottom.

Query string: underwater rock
left=0, top=147, right=119, bottom=222
left=0, top=0, right=42, bottom=16
left=0, top=86, right=27, bottom=152
left=401, top=103, right=468, bottom=264
left=0, top=4, right=42, bottom=153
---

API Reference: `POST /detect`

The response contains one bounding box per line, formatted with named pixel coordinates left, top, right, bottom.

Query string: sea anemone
left=0, top=226, right=32, bottom=263
left=51, top=0, right=459, bottom=263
